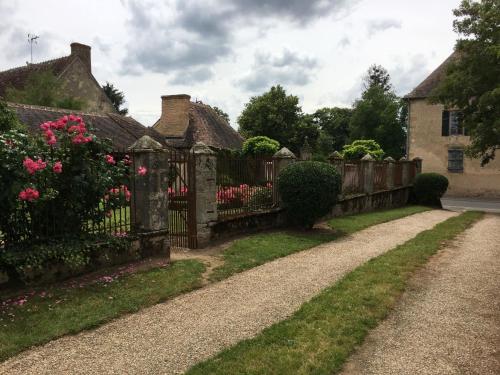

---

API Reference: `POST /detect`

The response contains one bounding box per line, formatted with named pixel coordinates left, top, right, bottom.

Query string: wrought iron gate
left=167, top=149, right=197, bottom=248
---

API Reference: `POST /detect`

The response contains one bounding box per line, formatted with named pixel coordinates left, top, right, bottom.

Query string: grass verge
left=209, top=205, right=431, bottom=281
left=0, top=259, right=205, bottom=361
left=187, top=211, right=482, bottom=375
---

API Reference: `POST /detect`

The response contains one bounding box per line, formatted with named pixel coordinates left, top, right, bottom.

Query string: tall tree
left=102, top=82, right=128, bottom=115
left=238, top=85, right=303, bottom=151
left=364, top=64, right=392, bottom=92
left=349, top=66, right=406, bottom=159
left=311, top=107, right=352, bottom=151
left=430, top=0, right=499, bottom=165
left=5, top=70, right=83, bottom=110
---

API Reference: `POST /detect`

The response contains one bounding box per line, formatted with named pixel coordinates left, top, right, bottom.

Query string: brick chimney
left=156, top=94, right=191, bottom=137
left=70, top=42, right=91, bottom=72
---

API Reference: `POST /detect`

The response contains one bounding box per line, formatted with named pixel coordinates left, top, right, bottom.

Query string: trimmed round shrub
left=242, top=136, right=280, bottom=157
left=342, top=139, right=384, bottom=160
left=278, top=161, right=341, bottom=229
left=413, top=173, right=449, bottom=206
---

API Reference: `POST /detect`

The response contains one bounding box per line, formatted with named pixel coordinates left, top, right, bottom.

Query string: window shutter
left=442, top=110, right=449, bottom=136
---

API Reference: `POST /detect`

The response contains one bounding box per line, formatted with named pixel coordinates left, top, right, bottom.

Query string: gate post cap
left=384, top=156, right=395, bottom=162
left=329, top=151, right=344, bottom=160
left=191, top=142, right=215, bottom=155
left=361, top=153, right=375, bottom=161
left=412, top=156, right=422, bottom=161
left=399, top=156, right=408, bottom=161
left=273, top=147, right=296, bottom=159
left=129, top=135, right=164, bottom=151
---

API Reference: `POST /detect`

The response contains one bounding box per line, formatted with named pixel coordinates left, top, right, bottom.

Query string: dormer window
left=442, top=110, right=468, bottom=136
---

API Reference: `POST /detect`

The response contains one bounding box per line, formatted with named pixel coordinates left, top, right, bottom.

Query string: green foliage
left=5, top=70, right=83, bottom=110
left=242, top=136, right=280, bottom=157
left=0, top=101, right=22, bottom=132
left=312, top=107, right=352, bottom=152
left=102, top=82, right=128, bottom=115
left=248, top=187, right=273, bottom=208
left=238, top=85, right=303, bottom=151
left=430, top=0, right=500, bottom=165
left=349, top=66, right=406, bottom=159
left=342, top=139, right=384, bottom=160
left=211, top=106, right=230, bottom=124
left=413, top=173, right=449, bottom=206
left=0, top=115, right=129, bottom=244
left=0, top=235, right=130, bottom=283
left=278, top=161, right=341, bottom=229
left=364, top=64, right=392, bottom=92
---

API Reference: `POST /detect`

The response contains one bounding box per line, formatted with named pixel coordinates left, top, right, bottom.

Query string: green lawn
left=0, top=260, right=205, bottom=361
left=209, top=205, right=431, bottom=281
left=187, top=211, right=482, bottom=375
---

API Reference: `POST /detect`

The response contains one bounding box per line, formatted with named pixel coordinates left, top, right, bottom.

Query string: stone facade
left=59, top=58, right=115, bottom=113
left=408, top=99, right=500, bottom=198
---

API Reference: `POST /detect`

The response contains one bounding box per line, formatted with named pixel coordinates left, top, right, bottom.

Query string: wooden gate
left=167, top=149, right=197, bottom=248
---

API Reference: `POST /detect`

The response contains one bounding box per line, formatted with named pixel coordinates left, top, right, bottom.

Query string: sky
left=0, top=0, right=461, bottom=127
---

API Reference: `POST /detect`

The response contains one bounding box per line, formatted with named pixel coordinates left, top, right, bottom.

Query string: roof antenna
left=27, top=34, right=39, bottom=64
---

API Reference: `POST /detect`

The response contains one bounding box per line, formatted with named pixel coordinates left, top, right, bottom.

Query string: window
left=448, top=149, right=464, bottom=172
left=442, top=110, right=467, bottom=136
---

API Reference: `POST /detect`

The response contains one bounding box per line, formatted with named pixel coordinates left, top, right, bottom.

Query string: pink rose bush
left=0, top=113, right=131, bottom=243
left=217, top=183, right=274, bottom=211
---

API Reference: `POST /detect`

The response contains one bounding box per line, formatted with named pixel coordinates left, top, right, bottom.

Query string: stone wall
left=408, top=98, right=500, bottom=198
left=59, top=59, right=116, bottom=114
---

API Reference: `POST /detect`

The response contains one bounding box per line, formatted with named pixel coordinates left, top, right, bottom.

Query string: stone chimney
left=156, top=94, right=191, bottom=137
left=70, top=42, right=91, bottom=72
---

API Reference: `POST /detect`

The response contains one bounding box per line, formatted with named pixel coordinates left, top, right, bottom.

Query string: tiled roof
left=405, top=51, right=459, bottom=99
left=7, top=102, right=166, bottom=150
left=0, top=56, right=73, bottom=97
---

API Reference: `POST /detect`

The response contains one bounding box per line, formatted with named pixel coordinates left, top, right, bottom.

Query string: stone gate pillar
left=191, top=142, right=217, bottom=247
left=400, top=157, right=410, bottom=186
left=129, top=135, right=169, bottom=256
left=384, top=156, right=395, bottom=190
left=361, top=153, right=375, bottom=194
left=329, top=151, right=345, bottom=178
left=273, top=147, right=297, bottom=207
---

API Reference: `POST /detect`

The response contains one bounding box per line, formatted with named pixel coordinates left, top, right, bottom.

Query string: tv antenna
left=27, top=34, right=39, bottom=64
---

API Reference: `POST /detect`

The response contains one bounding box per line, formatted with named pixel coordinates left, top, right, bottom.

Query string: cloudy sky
left=0, top=0, right=460, bottom=127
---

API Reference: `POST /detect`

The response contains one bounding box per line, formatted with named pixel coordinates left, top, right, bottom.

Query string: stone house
left=405, top=52, right=500, bottom=198
left=152, top=94, right=244, bottom=150
left=0, top=42, right=115, bottom=114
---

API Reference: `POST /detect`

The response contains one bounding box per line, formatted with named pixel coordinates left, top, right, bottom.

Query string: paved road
left=442, top=197, right=500, bottom=213
left=0, top=211, right=456, bottom=375
left=341, top=214, right=500, bottom=375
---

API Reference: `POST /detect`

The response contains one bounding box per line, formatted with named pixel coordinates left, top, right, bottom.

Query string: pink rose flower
left=105, top=155, right=116, bottom=165
left=18, top=187, right=40, bottom=202
left=138, top=166, right=147, bottom=176
left=53, top=161, right=63, bottom=174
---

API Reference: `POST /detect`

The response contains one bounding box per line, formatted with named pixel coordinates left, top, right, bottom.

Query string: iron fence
left=216, top=155, right=278, bottom=219
left=373, top=162, right=387, bottom=191
left=342, top=161, right=364, bottom=195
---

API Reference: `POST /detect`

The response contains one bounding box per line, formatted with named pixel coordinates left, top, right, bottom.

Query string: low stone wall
left=331, top=186, right=412, bottom=217
left=0, top=231, right=170, bottom=288
left=209, top=208, right=285, bottom=243
left=202, top=187, right=413, bottom=246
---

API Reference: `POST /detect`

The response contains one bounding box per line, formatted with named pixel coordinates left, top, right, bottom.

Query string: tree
left=0, top=101, right=22, bottom=132
left=238, top=85, right=302, bottom=151
left=242, top=136, right=280, bottom=157
left=430, top=0, right=500, bottom=165
left=102, top=82, right=128, bottom=115
left=5, top=70, right=83, bottom=110
left=342, top=139, right=385, bottom=160
left=311, top=107, right=352, bottom=151
left=349, top=66, right=406, bottom=159
left=212, top=106, right=230, bottom=124
left=364, top=64, right=392, bottom=92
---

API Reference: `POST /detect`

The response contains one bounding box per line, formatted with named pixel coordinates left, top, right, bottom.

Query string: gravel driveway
left=341, top=214, right=500, bottom=375
left=0, top=210, right=455, bottom=375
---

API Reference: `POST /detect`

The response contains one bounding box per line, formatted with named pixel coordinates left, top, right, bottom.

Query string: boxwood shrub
left=278, top=161, right=341, bottom=229
left=413, top=173, right=449, bottom=206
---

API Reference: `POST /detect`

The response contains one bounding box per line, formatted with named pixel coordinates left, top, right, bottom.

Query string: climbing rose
left=138, top=166, right=147, bottom=176
left=23, top=157, right=47, bottom=175
left=105, top=155, right=116, bottom=165
left=53, top=161, right=63, bottom=174
left=18, top=187, right=40, bottom=202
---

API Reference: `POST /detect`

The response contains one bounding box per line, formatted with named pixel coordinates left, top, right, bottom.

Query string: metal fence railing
left=216, top=156, right=278, bottom=219
left=373, top=162, right=388, bottom=191
left=342, top=161, right=364, bottom=195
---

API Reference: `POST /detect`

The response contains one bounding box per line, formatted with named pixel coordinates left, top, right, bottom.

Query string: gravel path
left=341, top=214, right=500, bottom=375
left=0, top=210, right=455, bottom=375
